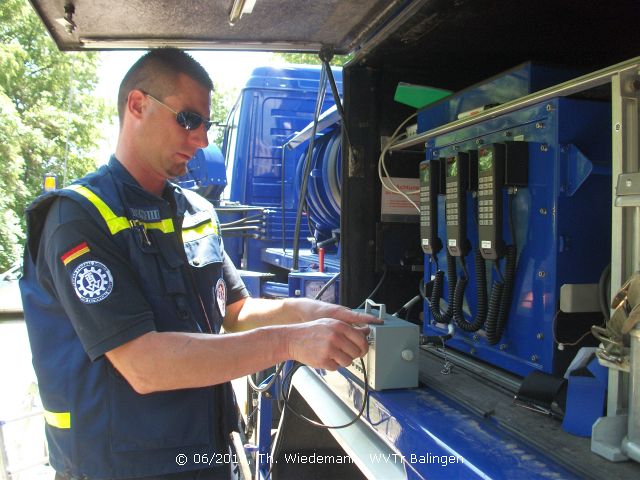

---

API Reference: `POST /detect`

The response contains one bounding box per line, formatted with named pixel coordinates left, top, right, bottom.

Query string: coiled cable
left=453, top=249, right=488, bottom=332
left=429, top=250, right=457, bottom=324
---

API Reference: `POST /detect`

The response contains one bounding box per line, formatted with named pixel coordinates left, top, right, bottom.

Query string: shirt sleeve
left=38, top=197, right=157, bottom=361
left=222, top=251, right=250, bottom=305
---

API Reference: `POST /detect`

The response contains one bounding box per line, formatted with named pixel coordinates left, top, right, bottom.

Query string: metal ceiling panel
left=28, top=0, right=413, bottom=53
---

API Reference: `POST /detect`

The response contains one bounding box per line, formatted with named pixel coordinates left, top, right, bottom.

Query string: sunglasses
left=144, top=93, right=213, bottom=132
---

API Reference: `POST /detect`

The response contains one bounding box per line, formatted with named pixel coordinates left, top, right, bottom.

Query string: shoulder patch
left=71, top=260, right=114, bottom=304
left=215, top=278, right=227, bottom=317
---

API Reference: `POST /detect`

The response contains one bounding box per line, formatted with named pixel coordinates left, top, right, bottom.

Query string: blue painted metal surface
left=261, top=248, right=340, bottom=273
left=313, top=369, right=581, bottom=480
left=288, top=271, right=339, bottom=303
left=176, top=144, right=227, bottom=202
left=224, top=65, right=343, bottom=272
left=261, top=281, right=290, bottom=299
left=239, top=271, right=275, bottom=298
left=422, top=97, right=611, bottom=376
left=417, top=62, right=582, bottom=134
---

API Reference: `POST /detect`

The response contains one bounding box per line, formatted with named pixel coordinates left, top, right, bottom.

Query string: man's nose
left=189, top=125, right=209, bottom=148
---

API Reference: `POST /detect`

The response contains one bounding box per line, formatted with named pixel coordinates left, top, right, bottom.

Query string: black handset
left=419, top=160, right=442, bottom=255
left=445, top=153, right=470, bottom=256
left=477, top=144, right=505, bottom=260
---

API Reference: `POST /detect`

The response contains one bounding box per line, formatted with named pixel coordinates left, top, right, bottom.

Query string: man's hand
left=285, top=297, right=383, bottom=327
left=224, top=296, right=383, bottom=370
left=285, top=318, right=372, bottom=370
left=226, top=296, right=382, bottom=332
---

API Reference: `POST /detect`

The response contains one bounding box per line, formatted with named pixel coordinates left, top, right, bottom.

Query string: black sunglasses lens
left=176, top=111, right=202, bottom=131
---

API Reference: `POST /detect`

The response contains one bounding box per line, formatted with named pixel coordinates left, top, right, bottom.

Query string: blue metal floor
left=287, top=349, right=640, bottom=480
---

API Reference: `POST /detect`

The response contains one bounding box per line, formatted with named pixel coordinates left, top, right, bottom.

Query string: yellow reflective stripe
left=44, top=410, right=70, bottom=429
left=66, top=185, right=130, bottom=235
left=182, top=220, right=219, bottom=242
left=144, top=218, right=175, bottom=233
left=65, top=185, right=174, bottom=236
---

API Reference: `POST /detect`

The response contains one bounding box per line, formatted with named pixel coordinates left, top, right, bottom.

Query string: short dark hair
left=117, top=48, right=213, bottom=124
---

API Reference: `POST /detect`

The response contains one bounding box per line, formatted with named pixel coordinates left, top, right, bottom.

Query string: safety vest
left=20, top=158, right=237, bottom=479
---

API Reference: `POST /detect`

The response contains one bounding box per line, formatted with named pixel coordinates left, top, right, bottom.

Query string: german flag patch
left=61, top=241, right=91, bottom=266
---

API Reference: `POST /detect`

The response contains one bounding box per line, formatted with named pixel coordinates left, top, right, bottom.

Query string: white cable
left=377, top=112, right=420, bottom=213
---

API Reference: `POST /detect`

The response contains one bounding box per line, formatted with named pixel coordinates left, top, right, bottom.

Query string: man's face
left=142, top=73, right=211, bottom=180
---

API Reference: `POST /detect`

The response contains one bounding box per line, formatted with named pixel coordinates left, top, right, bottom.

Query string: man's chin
left=169, top=165, right=189, bottom=179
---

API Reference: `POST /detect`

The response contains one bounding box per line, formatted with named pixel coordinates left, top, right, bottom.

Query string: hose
left=221, top=226, right=261, bottom=233
left=292, top=64, right=328, bottom=270
left=429, top=250, right=457, bottom=324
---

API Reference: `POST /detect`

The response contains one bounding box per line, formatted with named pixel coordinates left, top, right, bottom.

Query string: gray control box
left=347, top=302, right=420, bottom=390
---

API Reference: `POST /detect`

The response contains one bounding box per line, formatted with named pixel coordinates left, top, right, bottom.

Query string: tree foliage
left=272, top=52, right=352, bottom=66
left=0, top=0, right=110, bottom=270
left=209, top=83, right=240, bottom=147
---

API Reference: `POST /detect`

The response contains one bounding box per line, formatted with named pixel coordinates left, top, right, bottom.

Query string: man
left=19, top=48, right=377, bottom=480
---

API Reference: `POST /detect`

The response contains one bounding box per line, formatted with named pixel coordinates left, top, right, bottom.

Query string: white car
left=0, top=262, right=23, bottom=315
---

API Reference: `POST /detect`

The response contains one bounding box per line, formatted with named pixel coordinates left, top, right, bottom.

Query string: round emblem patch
left=72, top=261, right=114, bottom=304
left=215, top=278, right=227, bottom=317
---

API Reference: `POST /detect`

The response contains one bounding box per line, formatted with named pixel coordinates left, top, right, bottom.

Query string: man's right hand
left=285, top=318, right=371, bottom=370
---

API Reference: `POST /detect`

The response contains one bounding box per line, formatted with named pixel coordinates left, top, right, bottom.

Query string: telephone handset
left=445, top=153, right=470, bottom=257
left=477, top=144, right=505, bottom=260
left=419, top=160, right=442, bottom=255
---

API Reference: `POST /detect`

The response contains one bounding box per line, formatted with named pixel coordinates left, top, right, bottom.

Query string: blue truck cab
left=220, top=65, right=342, bottom=296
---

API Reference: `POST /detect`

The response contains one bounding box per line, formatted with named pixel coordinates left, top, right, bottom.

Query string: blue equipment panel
left=422, top=97, right=611, bottom=376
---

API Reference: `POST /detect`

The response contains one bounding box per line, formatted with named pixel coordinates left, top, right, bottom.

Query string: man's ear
left=127, top=89, right=146, bottom=120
